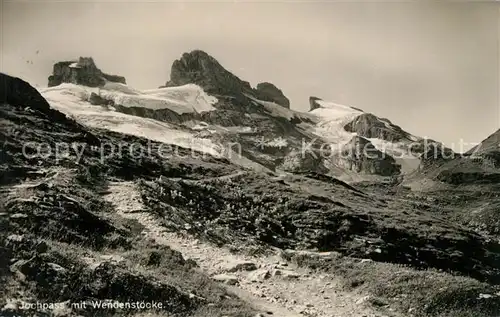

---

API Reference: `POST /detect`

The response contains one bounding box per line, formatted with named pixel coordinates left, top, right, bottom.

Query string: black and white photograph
left=1, top=1, right=499, bottom=316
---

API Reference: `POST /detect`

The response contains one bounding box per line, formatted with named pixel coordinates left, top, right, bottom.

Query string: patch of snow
left=238, top=126, right=253, bottom=133
left=246, top=95, right=316, bottom=123
left=213, top=125, right=253, bottom=134
left=409, top=134, right=420, bottom=142
left=478, top=293, right=494, bottom=299
left=192, top=122, right=210, bottom=131
left=102, top=81, right=141, bottom=95
left=314, top=100, right=360, bottom=112
left=142, top=83, right=218, bottom=113
left=257, top=99, right=295, bottom=120
left=368, top=138, right=405, bottom=157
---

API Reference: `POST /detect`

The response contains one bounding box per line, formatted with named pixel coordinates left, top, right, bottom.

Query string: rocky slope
left=2, top=71, right=500, bottom=317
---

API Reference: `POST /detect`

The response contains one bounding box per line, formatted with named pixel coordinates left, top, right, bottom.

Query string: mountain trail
left=103, top=181, right=396, bottom=317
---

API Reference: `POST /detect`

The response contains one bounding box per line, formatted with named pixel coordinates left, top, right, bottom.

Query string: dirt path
left=103, top=180, right=394, bottom=317
left=163, top=171, right=247, bottom=184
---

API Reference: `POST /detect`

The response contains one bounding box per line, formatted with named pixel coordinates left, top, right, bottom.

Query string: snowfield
left=40, top=84, right=221, bottom=156
left=44, top=81, right=217, bottom=115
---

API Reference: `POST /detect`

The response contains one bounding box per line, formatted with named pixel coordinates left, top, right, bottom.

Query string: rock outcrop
left=254, top=82, right=290, bottom=108
left=0, top=73, right=101, bottom=166
left=88, top=92, right=114, bottom=106
left=344, top=113, right=412, bottom=143
left=1, top=73, right=51, bottom=112
left=164, top=50, right=290, bottom=107
left=0, top=73, right=82, bottom=127
left=48, top=57, right=126, bottom=87
left=309, top=96, right=323, bottom=111
left=336, top=136, right=401, bottom=176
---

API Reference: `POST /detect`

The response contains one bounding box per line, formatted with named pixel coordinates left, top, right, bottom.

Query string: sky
left=1, top=0, right=499, bottom=151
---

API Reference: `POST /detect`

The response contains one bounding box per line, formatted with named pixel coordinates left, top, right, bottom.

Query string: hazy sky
left=1, top=0, right=498, bottom=150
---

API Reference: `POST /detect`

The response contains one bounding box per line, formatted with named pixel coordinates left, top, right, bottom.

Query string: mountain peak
left=182, top=49, right=212, bottom=59
left=165, top=50, right=252, bottom=97
left=165, top=50, right=290, bottom=108
left=48, top=57, right=126, bottom=87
